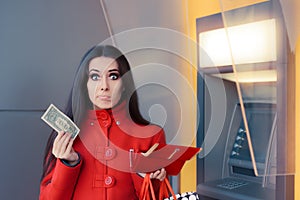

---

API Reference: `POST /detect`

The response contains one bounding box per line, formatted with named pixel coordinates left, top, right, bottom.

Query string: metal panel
left=0, top=0, right=110, bottom=199
left=0, top=0, right=109, bottom=110
left=0, top=111, right=50, bottom=199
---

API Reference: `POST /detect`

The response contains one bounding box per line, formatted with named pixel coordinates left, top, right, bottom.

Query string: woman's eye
left=109, top=73, right=120, bottom=80
left=90, top=74, right=100, bottom=81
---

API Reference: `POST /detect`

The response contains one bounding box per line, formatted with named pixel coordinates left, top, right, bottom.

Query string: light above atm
left=212, top=69, right=277, bottom=83
left=199, top=19, right=277, bottom=68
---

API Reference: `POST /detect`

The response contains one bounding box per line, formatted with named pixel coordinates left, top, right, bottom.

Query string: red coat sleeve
left=39, top=159, right=82, bottom=200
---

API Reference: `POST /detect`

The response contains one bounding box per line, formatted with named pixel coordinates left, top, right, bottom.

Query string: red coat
left=40, top=101, right=166, bottom=200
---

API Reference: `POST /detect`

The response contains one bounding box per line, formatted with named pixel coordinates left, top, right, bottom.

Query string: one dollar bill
left=41, top=104, right=80, bottom=139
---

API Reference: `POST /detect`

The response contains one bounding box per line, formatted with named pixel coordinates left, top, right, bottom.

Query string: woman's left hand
left=150, top=168, right=166, bottom=181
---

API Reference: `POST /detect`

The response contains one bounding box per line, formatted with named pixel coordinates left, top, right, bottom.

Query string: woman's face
left=87, top=56, right=124, bottom=110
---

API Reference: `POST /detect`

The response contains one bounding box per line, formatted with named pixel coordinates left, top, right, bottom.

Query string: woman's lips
left=97, top=95, right=111, bottom=101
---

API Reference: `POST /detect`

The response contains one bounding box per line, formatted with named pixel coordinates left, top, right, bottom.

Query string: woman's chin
left=93, top=101, right=112, bottom=110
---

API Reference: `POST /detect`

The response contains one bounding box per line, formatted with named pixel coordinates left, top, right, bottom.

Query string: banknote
left=41, top=104, right=80, bottom=139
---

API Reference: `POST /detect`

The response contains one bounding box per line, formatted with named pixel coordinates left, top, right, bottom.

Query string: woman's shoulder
left=130, top=123, right=164, bottom=138
left=136, top=122, right=163, bottom=131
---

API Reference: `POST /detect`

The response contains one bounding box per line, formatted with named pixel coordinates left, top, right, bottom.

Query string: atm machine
left=195, top=1, right=291, bottom=199
left=197, top=100, right=277, bottom=200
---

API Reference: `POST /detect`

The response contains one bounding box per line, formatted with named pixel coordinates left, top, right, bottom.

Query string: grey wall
left=0, top=1, right=193, bottom=198
left=0, top=1, right=109, bottom=199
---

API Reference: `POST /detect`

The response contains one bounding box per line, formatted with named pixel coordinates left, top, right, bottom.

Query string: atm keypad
left=217, top=180, right=249, bottom=190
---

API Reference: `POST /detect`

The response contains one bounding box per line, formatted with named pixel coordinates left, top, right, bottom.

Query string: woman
left=40, top=45, right=167, bottom=200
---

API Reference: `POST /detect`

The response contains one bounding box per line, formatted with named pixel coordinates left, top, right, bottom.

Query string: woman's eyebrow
left=89, top=69, right=100, bottom=73
left=108, top=69, right=119, bottom=72
left=89, top=68, right=119, bottom=73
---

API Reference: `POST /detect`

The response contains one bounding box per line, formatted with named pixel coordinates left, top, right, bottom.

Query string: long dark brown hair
left=41, top=45, right=149, bottom=181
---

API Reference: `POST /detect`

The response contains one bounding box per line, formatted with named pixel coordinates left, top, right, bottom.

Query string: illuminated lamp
left=199, top=19, right=277, bottom=68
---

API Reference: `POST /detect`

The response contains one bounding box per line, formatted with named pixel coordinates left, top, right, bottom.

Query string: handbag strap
left=140, top=174, right=156, bottom=200
left=140, top=174, right=177, bottom=200
left=159, top=178, right=177, bottom=200
left=140, top=174, right=148, bottom=200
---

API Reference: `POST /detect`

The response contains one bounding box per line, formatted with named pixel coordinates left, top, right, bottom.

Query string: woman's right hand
left=52, top=131, right=79, bottom=165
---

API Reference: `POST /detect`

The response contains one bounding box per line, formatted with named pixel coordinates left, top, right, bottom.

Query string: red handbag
left=140, top=174, right=177, bottom=200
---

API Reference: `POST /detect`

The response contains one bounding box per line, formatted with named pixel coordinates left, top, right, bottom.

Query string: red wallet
left=130, top=144, right=201, bottom=175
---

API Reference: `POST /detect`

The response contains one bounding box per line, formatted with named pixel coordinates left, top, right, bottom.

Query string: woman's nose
left=98, top=77, right=109, bottom=91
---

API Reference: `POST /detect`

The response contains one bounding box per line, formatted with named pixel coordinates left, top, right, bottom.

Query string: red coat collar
left=85, top=100, right=129, bottom=128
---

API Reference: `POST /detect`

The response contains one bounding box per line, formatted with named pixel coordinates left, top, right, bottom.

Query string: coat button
left=116, top=121, right=120, bottom=125
left=104, top=147, right=116, bottom=160
left=104, top=175, right=115, bottom=187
